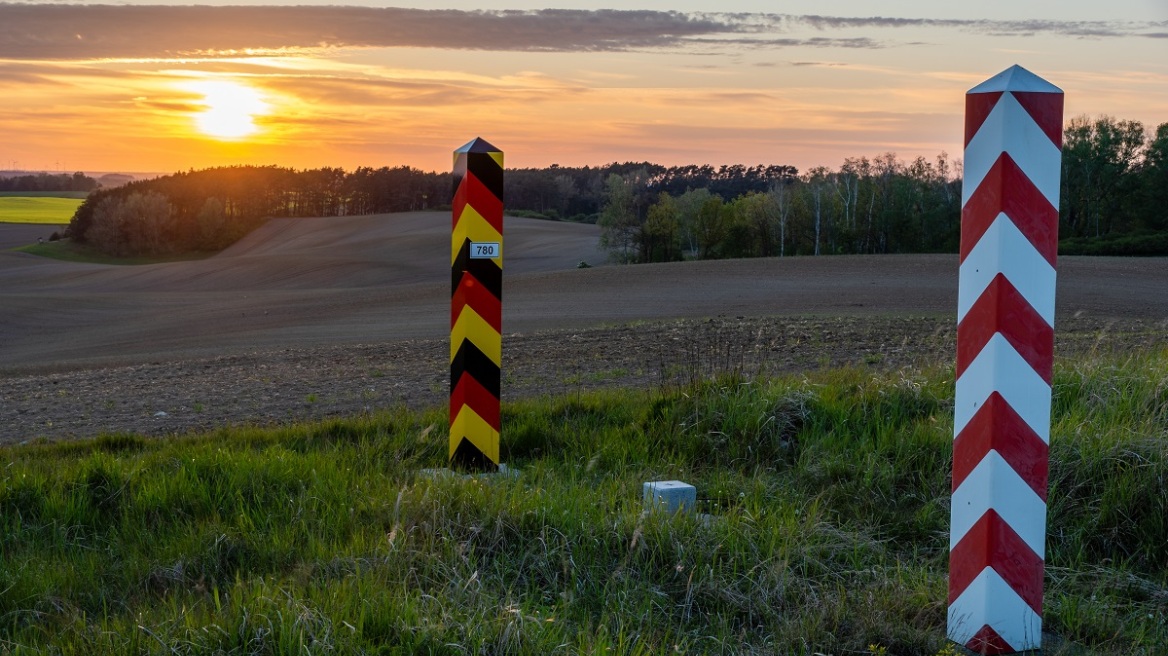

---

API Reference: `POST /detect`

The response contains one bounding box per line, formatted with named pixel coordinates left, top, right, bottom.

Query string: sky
left=0, top=1, right=1165, bottom=175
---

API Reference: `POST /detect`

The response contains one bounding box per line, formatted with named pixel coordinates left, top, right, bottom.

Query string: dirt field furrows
left=1, top=215, right=1165, bottom=443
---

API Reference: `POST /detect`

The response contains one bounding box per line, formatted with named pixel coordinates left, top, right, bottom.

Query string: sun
left=188, top=80, right=270, bottom=140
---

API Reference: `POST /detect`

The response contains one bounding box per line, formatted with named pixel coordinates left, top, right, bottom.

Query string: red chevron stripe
left=956, top=274, right=1053, bottom=384
left=1012, top=92, right=1065, bottom=149
left=953, top=393, right=1049, bottom=500
left=949, top=510, right=1044, bottom=614
left=965, top=91, right=1004, bottom=147
left=450, top=372, right=500, bottom=430
left=452, top=272, right=502, bottom=332
left=960, top=154, right=1059, bottom=266
left=453, top=170, right=503, bottom=233
left=963, top=624, right=1015, bottom=656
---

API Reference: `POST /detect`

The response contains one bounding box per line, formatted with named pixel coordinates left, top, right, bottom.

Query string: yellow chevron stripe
left=487, top=151, right=504, bottom=169
left=451, top=204, right=504, bottom=266
left=453, top=205, right=503, bottom=241
left=450, top=305, right=501, bottom=365
left=450, top=405, right=500, bottom=464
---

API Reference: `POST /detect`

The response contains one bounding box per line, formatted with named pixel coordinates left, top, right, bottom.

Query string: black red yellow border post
left=450, top=137, right=503, bottom=471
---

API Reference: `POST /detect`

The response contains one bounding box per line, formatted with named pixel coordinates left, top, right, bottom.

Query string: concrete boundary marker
left=449, top=137, right=505, bottom=472
left=948, top=65, right=1063, bottom=656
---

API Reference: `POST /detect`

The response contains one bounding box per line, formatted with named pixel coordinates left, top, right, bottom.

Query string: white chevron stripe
left=962, top=92, right=1062, bottom=208
left=950, top=450, right=1048, bottom=556
left=957, top=213, right=1057, bottom=325
left=954, top=334, right=1052, bottom=441
left=948, top=567, right=1044, bottom=651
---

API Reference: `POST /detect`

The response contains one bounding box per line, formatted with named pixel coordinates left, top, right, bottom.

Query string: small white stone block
left=643, top=480, right=696, bottom=514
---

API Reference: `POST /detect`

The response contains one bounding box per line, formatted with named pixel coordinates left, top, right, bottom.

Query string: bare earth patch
left=1, top=214, right=1166, bottom=444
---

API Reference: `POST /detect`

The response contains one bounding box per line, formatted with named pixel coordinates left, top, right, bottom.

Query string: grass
left=14, top=239, right=213, bottom=265
left=0, top=196, right=83, bottom=224
left=1, top=352, right=1165, bottom=654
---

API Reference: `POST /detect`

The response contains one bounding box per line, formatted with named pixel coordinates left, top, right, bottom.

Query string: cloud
left=685, top=36, right=884, bottom=49
left=256, top=71, right=587, bottom=109
left=0, top=5, right=736, bottom=60
left=1, top=5, right=1162, bottom=62
left=0, top=69, right=57, bottom=84
left=781, top=14, right=1164, bottom=39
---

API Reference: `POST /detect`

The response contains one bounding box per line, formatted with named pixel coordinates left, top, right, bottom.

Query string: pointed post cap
left=455, top=137, right=502, bottom=154
left=968, top=65, right=1062, bottom=95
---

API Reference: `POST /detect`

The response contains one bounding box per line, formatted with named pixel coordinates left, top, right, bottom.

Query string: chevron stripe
left=472, top=160, right=504, bottom=200
left=965, top=91, right=1004, bottom=147
left=450, top=404, right=500, bottom=465
left=966, top=65, right=1062, bottom=151
left=963, top=92, right=1062, bottom=208
left=950, top=450, right=1047, bottom=557
left=950, top=510, right=1044, bottom=613
left=1012, top=92, right=1064, bottom=149
left=453, top=142, right=504, bottom=198
left=962, top=625, right=1015, bottom=656
left=953, top=392, right=1049, bottom=500
left=960, top=153, right=1059, bottom=267
left=452, top=242, right=502, bottom=299
left=451, top=372, right=500, bottom=430
left=454, top=170, right=503, bottom=233
left=958, top=214, right=1056, bottom=326
left=452, top=272, right=501, bottom=332
left=452, top=205, right=504, bottom=266
left=957, top=274, right=1053, bottom=385
left=451, top=305, right=501, bottom=366
left=948, top=566, right=1043, bottom=653
left=954, top=334, right=1051, bottom=440
left=451, top=339, right=501, bottom=399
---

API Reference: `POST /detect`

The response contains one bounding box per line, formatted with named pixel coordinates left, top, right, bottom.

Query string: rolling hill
left=0, top=211, right=1165, bottom=373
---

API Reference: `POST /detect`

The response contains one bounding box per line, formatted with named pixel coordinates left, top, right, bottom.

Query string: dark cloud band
left=0, top=5, right=733, bottom=59
left=0, top=5, right=1161, bottom=61
left=788, top=14, right=1165, bottom=38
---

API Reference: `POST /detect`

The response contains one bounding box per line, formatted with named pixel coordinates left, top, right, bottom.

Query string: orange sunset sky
left=1, top=1, right=1165, bottom=175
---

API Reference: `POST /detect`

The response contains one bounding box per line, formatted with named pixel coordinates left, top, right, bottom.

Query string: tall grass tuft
left=0, top=351, right=1165, bottom=654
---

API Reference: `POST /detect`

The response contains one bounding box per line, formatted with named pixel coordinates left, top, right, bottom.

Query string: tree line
left=65, top=161, right=800, bottom=257
left=1058, top=117, right=1168, bottom=254
left=67, top=165, right=447, bottom=256
left=503, top=163, right=798, bottom=222
left=594, top=115, right=1168, bottom=263
left=61, top=114, right=1165, bottom=259
left=0, top=172, right=98, bottom=193
left=597, top=153, right=960, bottom=262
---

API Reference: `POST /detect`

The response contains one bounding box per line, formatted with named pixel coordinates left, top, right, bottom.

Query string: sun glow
left=188, top=80, right=270, bottom=140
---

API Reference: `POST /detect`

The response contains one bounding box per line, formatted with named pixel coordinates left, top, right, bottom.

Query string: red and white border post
left=949, top=65, right=1063, bottom=654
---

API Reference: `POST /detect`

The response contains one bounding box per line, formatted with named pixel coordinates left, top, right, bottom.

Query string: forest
left=0, top=172, right=98, bottom=193
left=589, top=116, right=1167, bottom=262
left=60, top=115, right=1166, bottom=259
left=65, top=165, right=448, bottom=255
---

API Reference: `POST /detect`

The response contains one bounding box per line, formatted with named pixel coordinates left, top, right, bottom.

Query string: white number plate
left=470, top=242, right=500, bottom=259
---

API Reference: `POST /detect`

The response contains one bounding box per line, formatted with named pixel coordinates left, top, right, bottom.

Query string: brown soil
left=2, top=215, right=1166, bottom=444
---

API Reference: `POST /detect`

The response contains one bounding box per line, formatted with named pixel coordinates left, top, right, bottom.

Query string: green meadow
left=1, top=352, right=1165, bottom=655
left=0, top=195, right=83, bottom=225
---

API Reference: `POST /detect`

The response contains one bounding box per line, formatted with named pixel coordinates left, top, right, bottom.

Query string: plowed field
left=2, top=214, right=1165, bottom=443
